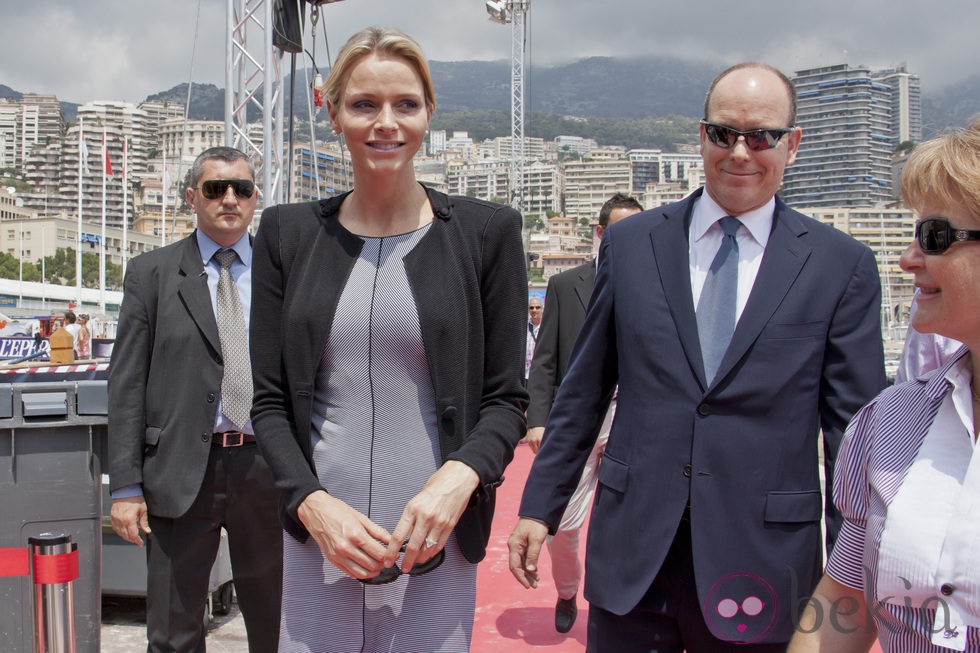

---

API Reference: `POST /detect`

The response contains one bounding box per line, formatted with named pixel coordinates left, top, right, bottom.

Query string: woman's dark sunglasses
left=700, top=120, right=794, bottom=151
left=915, top=217, right=980, bottom=254
left=358, top=544, right=445, bottom=586
left=199, top=178, right=255, bottom=200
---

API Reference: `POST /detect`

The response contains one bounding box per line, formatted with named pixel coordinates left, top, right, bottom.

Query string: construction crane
left=225, top=0, right=345, bottom=214
left=486, top=0, right=529, bottom=217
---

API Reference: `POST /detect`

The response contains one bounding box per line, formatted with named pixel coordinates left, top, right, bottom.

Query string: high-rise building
left=872, top=65, right=922, bottom=145
left=0, top=100, right=19, bottom=169
left=19, top=94, right=63, bottom=166
left=782, top=63, right=920, bottom=207
left=287, top=141, right=353, bottom=203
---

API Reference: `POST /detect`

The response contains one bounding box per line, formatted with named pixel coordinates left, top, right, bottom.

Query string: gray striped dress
left=278, top=225, right=477, bottom=653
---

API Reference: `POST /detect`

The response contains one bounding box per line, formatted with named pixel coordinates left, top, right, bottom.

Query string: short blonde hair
left=902, top=117, right=980, bottom=217
left=322, top=26, right=436, bottom=113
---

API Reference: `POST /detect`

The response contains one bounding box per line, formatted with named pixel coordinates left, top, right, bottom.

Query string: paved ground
left=101, top=595, right=250, bottom=652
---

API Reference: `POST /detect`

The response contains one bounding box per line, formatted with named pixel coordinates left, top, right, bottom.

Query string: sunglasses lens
left=917, top=219, right=948, bottom=254
left=743, top=130, right=778, bottom=151
left=201, top=179, right=255, bottom=200
left=706, top=124, right=736, bottom=148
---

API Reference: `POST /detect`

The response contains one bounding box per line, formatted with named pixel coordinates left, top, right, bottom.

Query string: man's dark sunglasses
left=700, top=120, right=795, bottom=151
left=199, top=178, right=255, bottom=200
left=915, top=217, right=980, bottom=255
left=358, top=544, right=445, bottom=586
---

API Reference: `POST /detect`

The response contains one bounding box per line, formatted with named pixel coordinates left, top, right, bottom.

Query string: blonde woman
left=250, top=27, right=528, bottom=652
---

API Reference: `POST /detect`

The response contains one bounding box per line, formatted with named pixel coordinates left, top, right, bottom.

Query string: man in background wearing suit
left=509, top=63, right=886, bottom=651
left=525, top=296, right=543, bottom=384
left=524, top=192, right=643, bottom=633
left=108, top=147, right=282, bottom=652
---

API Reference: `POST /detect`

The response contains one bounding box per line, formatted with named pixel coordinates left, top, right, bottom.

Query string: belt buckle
left=221, top=431, right=244, bottom=447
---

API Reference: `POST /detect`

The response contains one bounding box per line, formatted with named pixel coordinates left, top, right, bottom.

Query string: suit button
left=207, top=393, right=216, bottom=403
left=683, top=464, right=692, bottom=478
left=697, top=403, right=711, bottom=416
left=442, top=406, right=458, bottom=420
left=941, top=583, right=954, bottom=596
left=201, top=432, right=210, bottom=443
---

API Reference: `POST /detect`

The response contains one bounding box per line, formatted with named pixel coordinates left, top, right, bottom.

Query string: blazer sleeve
left=444, top=205, right=529, bottom=497
left=249, top=206, right=324, bottom=521
left=526, top=273, right=561, bottom=427
left=107, top=261, right=152, bottom=492
left=520, top=235, right=618, bottom=530
left=818, top=244, right=887, bottom=548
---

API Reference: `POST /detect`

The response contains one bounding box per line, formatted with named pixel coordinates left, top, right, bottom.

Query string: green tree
left=36, top=247, right=123, bottom=290
left=0, top=252, right=41, bottom=281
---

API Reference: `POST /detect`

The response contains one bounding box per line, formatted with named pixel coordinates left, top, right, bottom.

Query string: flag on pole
left=79, top=126, right=90, bottom=175
left=103, top=133, right=114, bottom=176
left=162, top=160, right=171, bottom=194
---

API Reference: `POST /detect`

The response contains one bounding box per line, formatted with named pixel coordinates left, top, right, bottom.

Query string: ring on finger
left=424, top=536, right=438, bottom=549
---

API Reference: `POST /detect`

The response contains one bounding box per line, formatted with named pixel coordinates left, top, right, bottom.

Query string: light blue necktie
left=696, top=216, right=741, bottom=383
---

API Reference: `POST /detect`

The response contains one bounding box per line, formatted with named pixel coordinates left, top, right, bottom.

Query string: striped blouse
left=826, top=346, right=980, bottom=652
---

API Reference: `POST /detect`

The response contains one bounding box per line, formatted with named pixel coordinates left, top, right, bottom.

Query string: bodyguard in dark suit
left=525, top=193, right=643, bottom=633
left=509, top=63, right=887, bottom=651
left=108, top=147, right=282, bottom=652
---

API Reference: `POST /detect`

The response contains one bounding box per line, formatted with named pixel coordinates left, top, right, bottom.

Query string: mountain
left=0, top=84, right=21, bottom=100
left=921, top=74, right=980, bottom=138
left=4, top=56, right=978, bottom=136
left=143, top=83, right=231, bottom=122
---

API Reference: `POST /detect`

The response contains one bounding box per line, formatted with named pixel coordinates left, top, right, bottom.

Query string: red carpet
left=473, top=442, right=588, bottom=652
left=472, top=442, right=883, bottom=653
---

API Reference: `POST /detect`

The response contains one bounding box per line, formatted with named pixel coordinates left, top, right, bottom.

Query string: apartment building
left=782, top=63, right=921, bottom=207
left=561, top=149, right=631, bottom=219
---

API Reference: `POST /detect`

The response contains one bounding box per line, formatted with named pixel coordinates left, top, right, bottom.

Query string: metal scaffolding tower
left=225, top=0, right=286, bottom=211
left=486, top=0, right=529, bottom=216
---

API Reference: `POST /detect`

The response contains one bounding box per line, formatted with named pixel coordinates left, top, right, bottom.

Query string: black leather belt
left=212, top=431, right=256, bottom=447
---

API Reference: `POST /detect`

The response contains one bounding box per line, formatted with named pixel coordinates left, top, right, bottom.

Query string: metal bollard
left=29, top=534, right=77, bottom=653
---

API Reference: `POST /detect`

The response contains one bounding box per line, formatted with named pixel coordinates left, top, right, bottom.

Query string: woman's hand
left=297, top=489, right=392, bottom=580
left=386, top=461, right=480, bottom=572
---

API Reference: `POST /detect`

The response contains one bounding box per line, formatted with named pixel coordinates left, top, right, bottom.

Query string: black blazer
left=108, top=234, right=227, bottom=517
left=520, top=189, right=887, bottom=642
left=526, top=260, right=596, bottom=428
left=249, top=186, right=529, bottom=563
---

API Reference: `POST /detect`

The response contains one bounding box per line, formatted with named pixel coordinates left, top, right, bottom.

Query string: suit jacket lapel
left=712, top=201, right=812, bottom=386
left=176, top=235, right=221, bottom=354
left=651, top=195, right=706, bottom=388
left=573, top=265, right=595, bottom=313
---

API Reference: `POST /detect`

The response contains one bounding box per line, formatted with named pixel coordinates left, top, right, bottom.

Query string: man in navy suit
left=508, top=63, right=886, bottom=651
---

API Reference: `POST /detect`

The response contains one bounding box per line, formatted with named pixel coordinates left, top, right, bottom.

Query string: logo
left=704, top=571, right=779, bottom=644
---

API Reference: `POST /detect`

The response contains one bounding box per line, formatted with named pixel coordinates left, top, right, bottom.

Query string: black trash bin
left=0, top=380, right=108, bottom=653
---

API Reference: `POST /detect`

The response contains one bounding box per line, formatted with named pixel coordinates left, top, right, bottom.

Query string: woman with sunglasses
left=249, top=27, right=528, bottom=652
left=790, top=119, right=980, bottom=651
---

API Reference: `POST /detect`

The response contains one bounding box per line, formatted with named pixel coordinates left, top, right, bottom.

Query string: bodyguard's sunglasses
left=199, top=178, right=255, bottom=200
left=915, top=217, right=980, bottom=255
left=700, top=120, right=795, bottom=151
left=358, top=544, right=445, bottom=586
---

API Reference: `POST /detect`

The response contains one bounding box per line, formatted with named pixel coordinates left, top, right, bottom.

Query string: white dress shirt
left=689, top=191, right=774, bottom=323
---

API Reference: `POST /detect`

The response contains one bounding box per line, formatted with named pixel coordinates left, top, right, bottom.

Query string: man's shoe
left=555, top=596, right=578, bottom=633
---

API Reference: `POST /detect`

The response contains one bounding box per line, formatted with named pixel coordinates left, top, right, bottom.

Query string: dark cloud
left=1, top=0, right=975, bottom=104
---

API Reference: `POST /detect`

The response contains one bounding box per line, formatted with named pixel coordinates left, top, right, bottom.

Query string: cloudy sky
left=2, top=0, right=977, bottom=105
